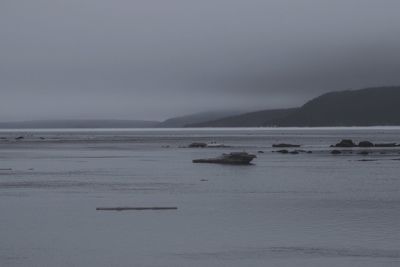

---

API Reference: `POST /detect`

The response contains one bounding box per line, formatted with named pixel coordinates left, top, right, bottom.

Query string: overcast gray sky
left=1, top=0, right=400, bottom=121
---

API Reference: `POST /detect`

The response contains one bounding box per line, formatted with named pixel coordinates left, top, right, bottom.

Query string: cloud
left=1, top=0, right=400, bottom=120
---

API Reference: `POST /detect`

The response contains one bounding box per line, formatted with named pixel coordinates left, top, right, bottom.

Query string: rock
left=334, top=139, right=356, bottom=147
left=307, top=151, right=313, bottom=154
left=257, top=151, right=264, bottom=154
left=374, top=143, right=397, bottom=147
left=358, top=151, right=369, bottom=155
left=189, top=142, right=207, bottom=148
left=331, top=150, right=342, bottom=154
left=15, top=136, right=24, bottom=140
left=272, top=143, right=301, bottom=148
left=358, top=141, right=374, bottom=147
left=275, top=149, right=289, bottom=154
left=289, top=151, right=299, bottom=154
left=193, top=152, right=256, bottom=165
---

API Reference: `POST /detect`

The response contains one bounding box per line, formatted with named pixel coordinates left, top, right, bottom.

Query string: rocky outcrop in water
left=333, top=139, right=357, bottom=147
left=193, top=152, right=256, bottom=165
left=189, top=142, right=207, bottom=148
left=358, top=141, right=374, bottom=147
left=332, top=139, right=399, bottom=148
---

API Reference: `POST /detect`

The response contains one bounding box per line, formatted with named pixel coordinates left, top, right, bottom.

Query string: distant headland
left=1, top=86, right=399, bottom=129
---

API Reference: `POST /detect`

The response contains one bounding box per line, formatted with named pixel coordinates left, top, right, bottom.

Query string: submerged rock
left=274, top=149, right=311, bottom=155
left=331, top=150, right=342, bottom=154
left=188, top=142, right=228, bottom=148
left=358, top=151, right=369, bottom=155
left=193, top=152, right=256, bottom=165
left=15, top=136, right=24, bottom=140
left=272, top=143, right=301, bottom=148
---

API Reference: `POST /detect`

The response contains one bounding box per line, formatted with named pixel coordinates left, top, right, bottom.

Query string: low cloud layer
left=1, top=0, right=400, bottom=121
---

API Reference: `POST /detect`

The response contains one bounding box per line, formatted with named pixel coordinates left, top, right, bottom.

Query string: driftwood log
left=96, top=207, right=178, bottom=211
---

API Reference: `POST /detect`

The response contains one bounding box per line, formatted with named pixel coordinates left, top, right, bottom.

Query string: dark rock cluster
left=332, top=139, right=399, bottom=148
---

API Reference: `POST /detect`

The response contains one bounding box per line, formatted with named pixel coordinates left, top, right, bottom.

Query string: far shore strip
left=96, top=207, right=178, bottom=211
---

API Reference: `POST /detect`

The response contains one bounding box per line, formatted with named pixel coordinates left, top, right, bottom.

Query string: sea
left=0, top=127, right=399, bottom=267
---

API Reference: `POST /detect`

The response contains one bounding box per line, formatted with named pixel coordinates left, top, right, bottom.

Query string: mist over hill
left=157, top=111, right=242, bottom=128
left=0, top=120, right=159, bottom=129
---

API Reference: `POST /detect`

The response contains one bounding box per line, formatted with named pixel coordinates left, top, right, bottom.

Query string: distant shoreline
left=1, top=126, right=400, bottom=132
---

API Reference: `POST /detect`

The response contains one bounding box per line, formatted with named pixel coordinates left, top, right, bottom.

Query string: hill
left=277, top=86, right=400, bottom=126
left=188, top=86, right=400, bottom=127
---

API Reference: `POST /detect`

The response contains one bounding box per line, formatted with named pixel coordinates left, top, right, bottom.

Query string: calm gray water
left=0, top=128, right=399, bottom=267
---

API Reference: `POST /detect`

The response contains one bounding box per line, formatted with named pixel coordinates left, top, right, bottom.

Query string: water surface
left=0, top=128, right=399, bottom=266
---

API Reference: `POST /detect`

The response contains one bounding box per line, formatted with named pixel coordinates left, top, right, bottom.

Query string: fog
left=1, top=0, right=400, bottom=121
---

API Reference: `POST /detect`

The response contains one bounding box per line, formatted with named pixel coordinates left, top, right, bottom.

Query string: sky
left=1, top=0, right=400, bottom=121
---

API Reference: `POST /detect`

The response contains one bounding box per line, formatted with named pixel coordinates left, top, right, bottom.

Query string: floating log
left=96, top=207, right=178, bottom=211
